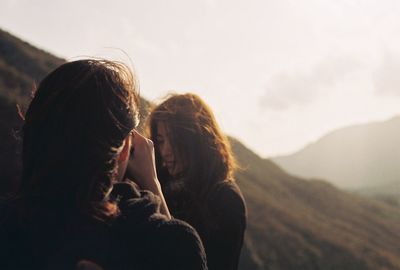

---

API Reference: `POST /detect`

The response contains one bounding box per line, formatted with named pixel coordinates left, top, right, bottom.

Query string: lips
left=163, top=162, right=176, bottom=175
left=163, top=161, right=175, bottom=168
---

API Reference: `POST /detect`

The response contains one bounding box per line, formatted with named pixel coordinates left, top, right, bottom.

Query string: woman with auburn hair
left=148, top=93, right=247, bottom=270
left=0, top=60, right=206, bottom=270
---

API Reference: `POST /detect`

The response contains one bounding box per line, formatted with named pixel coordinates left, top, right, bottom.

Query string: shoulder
left=152, top=218, right=205, bottom=252
left=209, top=181, right=246, bottom=216
left=205, top=180, right=247, bottom=233
left=134, top=218, right=208, bottom=270
left=112, top=182, right=207, bottom=269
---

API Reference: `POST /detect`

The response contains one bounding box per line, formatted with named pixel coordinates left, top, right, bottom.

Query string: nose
left=159, top=138, right=173, bottom=160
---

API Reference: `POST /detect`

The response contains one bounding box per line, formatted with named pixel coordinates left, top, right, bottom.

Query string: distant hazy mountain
left=272, top=117, right=400, bottom=190
left=2, top=29, right=400, bottom=270
left=233, top=139, right=400, bottom=270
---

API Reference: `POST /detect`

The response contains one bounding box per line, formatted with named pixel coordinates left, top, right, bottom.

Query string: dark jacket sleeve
left=149, top=220, right=208, bottom=270
left=114, top=181, right=208, bottom=270
left=206, top=183, right=247, bottom=270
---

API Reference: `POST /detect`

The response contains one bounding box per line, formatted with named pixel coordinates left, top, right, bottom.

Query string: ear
left=118, top=136, right=131, bottom=162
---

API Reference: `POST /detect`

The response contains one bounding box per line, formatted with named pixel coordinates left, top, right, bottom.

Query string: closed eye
left=156, top=136, right=165, bottom=145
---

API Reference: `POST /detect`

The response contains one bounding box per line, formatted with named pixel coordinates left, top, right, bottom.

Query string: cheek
left=174, top=158, right=185, bottom=173
left=158, top=145, right=166, bottom=158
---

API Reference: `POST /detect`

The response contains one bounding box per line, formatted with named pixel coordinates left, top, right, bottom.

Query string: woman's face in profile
left=156, top=121, right=183, bottom=177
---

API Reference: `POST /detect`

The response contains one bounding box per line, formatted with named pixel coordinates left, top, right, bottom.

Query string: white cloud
left=204, top=0, right=217, bottom=10
left=260, top=55, right=363, bottom=110
left=374, top=51, right=400, bottom=96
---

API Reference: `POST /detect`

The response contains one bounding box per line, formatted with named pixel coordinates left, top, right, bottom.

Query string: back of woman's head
left=148, top=93, right=236, bottom=198
left=19, top=59, right=139, bottom=220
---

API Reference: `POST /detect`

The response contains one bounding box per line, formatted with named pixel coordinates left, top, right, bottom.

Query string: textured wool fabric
left=165, top=180, right=247, bottom=270
left=0, top=181, right=207, bottom=270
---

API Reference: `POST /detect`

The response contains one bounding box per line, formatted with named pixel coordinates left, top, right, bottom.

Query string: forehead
left=156, top=121, right=168, bottom=137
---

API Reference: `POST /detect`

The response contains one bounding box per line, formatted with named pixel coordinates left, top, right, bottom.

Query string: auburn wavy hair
left=148, top=93, right=237, bottom=204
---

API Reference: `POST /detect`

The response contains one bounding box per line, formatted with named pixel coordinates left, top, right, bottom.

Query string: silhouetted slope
left=0, top=28, right=64, bottom=106
left=0, top=28, right=64, bottom=194
left=272, top=117, right=400, bottom=189
left=233, top=139, right=400, bottom=270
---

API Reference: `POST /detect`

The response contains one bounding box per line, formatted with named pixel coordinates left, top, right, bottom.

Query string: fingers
left=76, top=260, right=104, bottom=270
left=126, top=130, right=158, bottom=190
left=130, top=130, right=155, bottom=160
left=131, top=130, right=154, bottom=148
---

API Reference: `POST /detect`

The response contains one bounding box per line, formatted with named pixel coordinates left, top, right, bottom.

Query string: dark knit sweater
left=0, top=181, right=207, bottom=270
left=165, top=181, right=247, bottom=270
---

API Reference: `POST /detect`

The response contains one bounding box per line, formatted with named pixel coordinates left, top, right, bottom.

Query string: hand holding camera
left=125, top=130, right=160, bottom=192
left=125, top=130, right=171, bottom=219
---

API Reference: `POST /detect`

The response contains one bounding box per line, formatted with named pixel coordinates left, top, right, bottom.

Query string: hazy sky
left=2, top=0, right=400, bottom=157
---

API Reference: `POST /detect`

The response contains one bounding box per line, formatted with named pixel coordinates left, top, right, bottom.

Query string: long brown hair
left=148, top=93, right=236, bottom=205
left=17, top=59, right=139, bottom=221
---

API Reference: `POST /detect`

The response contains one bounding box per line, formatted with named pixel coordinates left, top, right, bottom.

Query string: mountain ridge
left=272, top=116, right=400, bottom=189
left=234, top=139, right=400, bottom=269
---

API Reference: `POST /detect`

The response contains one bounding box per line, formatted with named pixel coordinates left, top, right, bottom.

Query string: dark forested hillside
left=1, top=29, right=400, bottom=270
left=0, top=28, right=64, bottom=106
left=0, top=28, right=64, bottom=194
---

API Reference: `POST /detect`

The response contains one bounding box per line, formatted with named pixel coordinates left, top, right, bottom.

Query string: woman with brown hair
left=148, top=93, right=247, bottom=270
left=0, top=60, right=207, bottom=270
